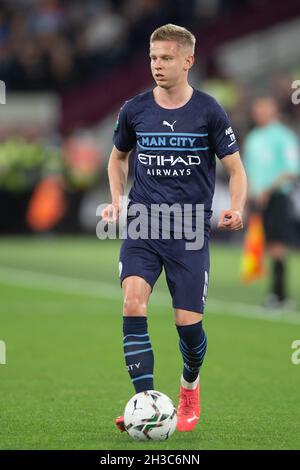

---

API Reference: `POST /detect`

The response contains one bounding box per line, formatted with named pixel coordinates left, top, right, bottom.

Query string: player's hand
left=217, top=209, right=243, bottom=231
left=101, top=203, right=121, bottom=224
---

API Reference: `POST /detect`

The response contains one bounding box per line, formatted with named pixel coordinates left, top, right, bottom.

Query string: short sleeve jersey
left=244, top=121, right=299, bottom=196
left=113, top=89, right=239, bottom=218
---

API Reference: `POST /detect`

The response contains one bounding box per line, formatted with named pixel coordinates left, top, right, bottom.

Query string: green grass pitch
left=0, top=237, right=299, bottom=450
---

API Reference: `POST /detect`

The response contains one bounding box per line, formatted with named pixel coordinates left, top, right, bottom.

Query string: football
left=123, top=390, right=177, bottom=441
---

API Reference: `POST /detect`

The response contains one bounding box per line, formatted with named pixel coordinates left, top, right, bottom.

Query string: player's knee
left=123, top=295, right=147, bottom=316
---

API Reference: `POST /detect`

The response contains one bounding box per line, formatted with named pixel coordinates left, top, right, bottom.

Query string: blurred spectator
left=1, top=0, right=256, bottom=92
left=63, top=130, right=102, bottom=189
left=30, top=0, right=65, bottom=35
left=85, top=3, right=128, bottom=55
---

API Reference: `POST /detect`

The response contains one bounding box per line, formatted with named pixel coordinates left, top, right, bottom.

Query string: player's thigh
left=163, top=237, right=210, bottom=315
left=119, top=237, right=162, bottom=287
left=120, top=237, right=162, bottom=316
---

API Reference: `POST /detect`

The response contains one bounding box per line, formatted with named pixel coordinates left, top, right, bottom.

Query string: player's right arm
left=102, top=99, right=136, bottom=223
left=101, top=146, right=131, bottom=223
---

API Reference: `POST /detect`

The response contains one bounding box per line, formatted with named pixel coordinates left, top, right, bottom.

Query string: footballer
left=101, top=24, right=247, bottom=432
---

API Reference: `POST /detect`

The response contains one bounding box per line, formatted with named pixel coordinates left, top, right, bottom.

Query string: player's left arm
left=218, top=151, right=247, bottom=231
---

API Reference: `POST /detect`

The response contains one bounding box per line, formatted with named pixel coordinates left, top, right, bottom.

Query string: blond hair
left=150, top=24, right=196, bottom=54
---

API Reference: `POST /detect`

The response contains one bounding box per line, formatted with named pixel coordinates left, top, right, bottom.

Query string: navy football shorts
left=262, top=192, right=292, bottom=244
left=119, top=235, right=210, bottom=314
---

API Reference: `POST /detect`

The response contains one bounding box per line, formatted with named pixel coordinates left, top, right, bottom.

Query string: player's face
left=149, top=40, right=194, bottom=89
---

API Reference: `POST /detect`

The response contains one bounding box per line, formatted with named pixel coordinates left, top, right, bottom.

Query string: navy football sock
left=176, top=321, right=207, bottom=383
left=123, top=316, right=154, bottom=393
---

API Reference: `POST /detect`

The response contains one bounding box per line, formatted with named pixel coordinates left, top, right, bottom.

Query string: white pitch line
left=0, top=266, right=168, bottom=305
left=206, top=298, right=300, bottom=325
left=0, top=266, right=299, bottom=325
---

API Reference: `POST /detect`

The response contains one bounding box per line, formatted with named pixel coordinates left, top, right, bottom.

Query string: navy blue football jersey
left=113, top=89, right=239, bottom=218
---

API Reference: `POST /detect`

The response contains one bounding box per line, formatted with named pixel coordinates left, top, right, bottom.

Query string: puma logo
left=163, top=120, right=176, bottom=132
left=187, top=413, right=199, bottom=423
